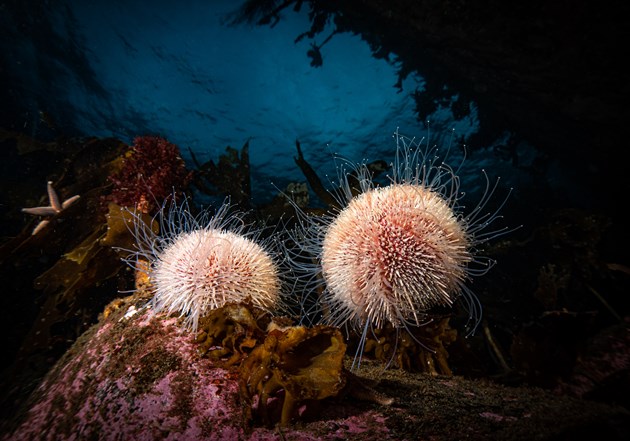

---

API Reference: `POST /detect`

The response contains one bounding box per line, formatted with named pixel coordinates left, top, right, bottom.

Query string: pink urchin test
left=321, top=183, right=471, bottom=330
left=289, top=128, right=511, bottom=351
left=123, top=198, right=282, bottom=332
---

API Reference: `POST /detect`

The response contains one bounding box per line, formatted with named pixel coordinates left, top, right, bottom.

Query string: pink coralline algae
left=107, top=135, right=193, bottom=213
left=3, top=302, right=393, bottom=441
left=478, top=412, right=518, bottom=423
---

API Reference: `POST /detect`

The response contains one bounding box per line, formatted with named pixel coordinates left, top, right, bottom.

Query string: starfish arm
left=31, top=219, right=50, bottom=235
left=61, top=195, right=80, bottom=210
left=47, top=181, right=62, bottom=212
left=22, top=206, right=58, bottom=216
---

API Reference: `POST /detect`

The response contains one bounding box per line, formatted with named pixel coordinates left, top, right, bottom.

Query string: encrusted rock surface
left=2, top=295, right=629, bottom=441
left=1, top=299, right=391, bottom=441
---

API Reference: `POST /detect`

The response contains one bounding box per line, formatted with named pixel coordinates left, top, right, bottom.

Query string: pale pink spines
left=152, top=228, right=280, bottom=332
left=285, top=130, right=512, bottom=344
left=321, top=183, right=471, bottom=330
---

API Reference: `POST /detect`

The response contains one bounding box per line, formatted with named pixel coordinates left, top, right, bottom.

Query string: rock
left=3, top=294, right=629, bottom=440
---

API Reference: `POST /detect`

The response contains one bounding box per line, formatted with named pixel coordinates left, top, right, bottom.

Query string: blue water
left=2, top=0, right=536, bottom=203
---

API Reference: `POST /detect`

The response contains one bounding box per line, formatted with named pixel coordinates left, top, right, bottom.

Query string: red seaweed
left=107, top=135, right=193, bottom=213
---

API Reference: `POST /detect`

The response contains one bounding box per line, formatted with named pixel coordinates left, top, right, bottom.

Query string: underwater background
left=1, top=0, right=629, bottom=439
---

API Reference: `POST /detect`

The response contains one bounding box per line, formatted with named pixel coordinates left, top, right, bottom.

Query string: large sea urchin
left=321, top=182, right=471, bottom=330
left=124, top=198, right=283, bottom=332
left=289, top=129, right=511, bottom=350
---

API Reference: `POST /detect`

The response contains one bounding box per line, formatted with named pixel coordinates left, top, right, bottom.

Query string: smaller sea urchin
left=288, top=129, right=512, bottom=353
left=124, top=198, right=283, bottom=332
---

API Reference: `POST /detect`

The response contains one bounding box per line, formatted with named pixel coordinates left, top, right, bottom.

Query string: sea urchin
left=288, top=129, right=511, bottom=353
left=124, top=198, right=282, bottom=332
